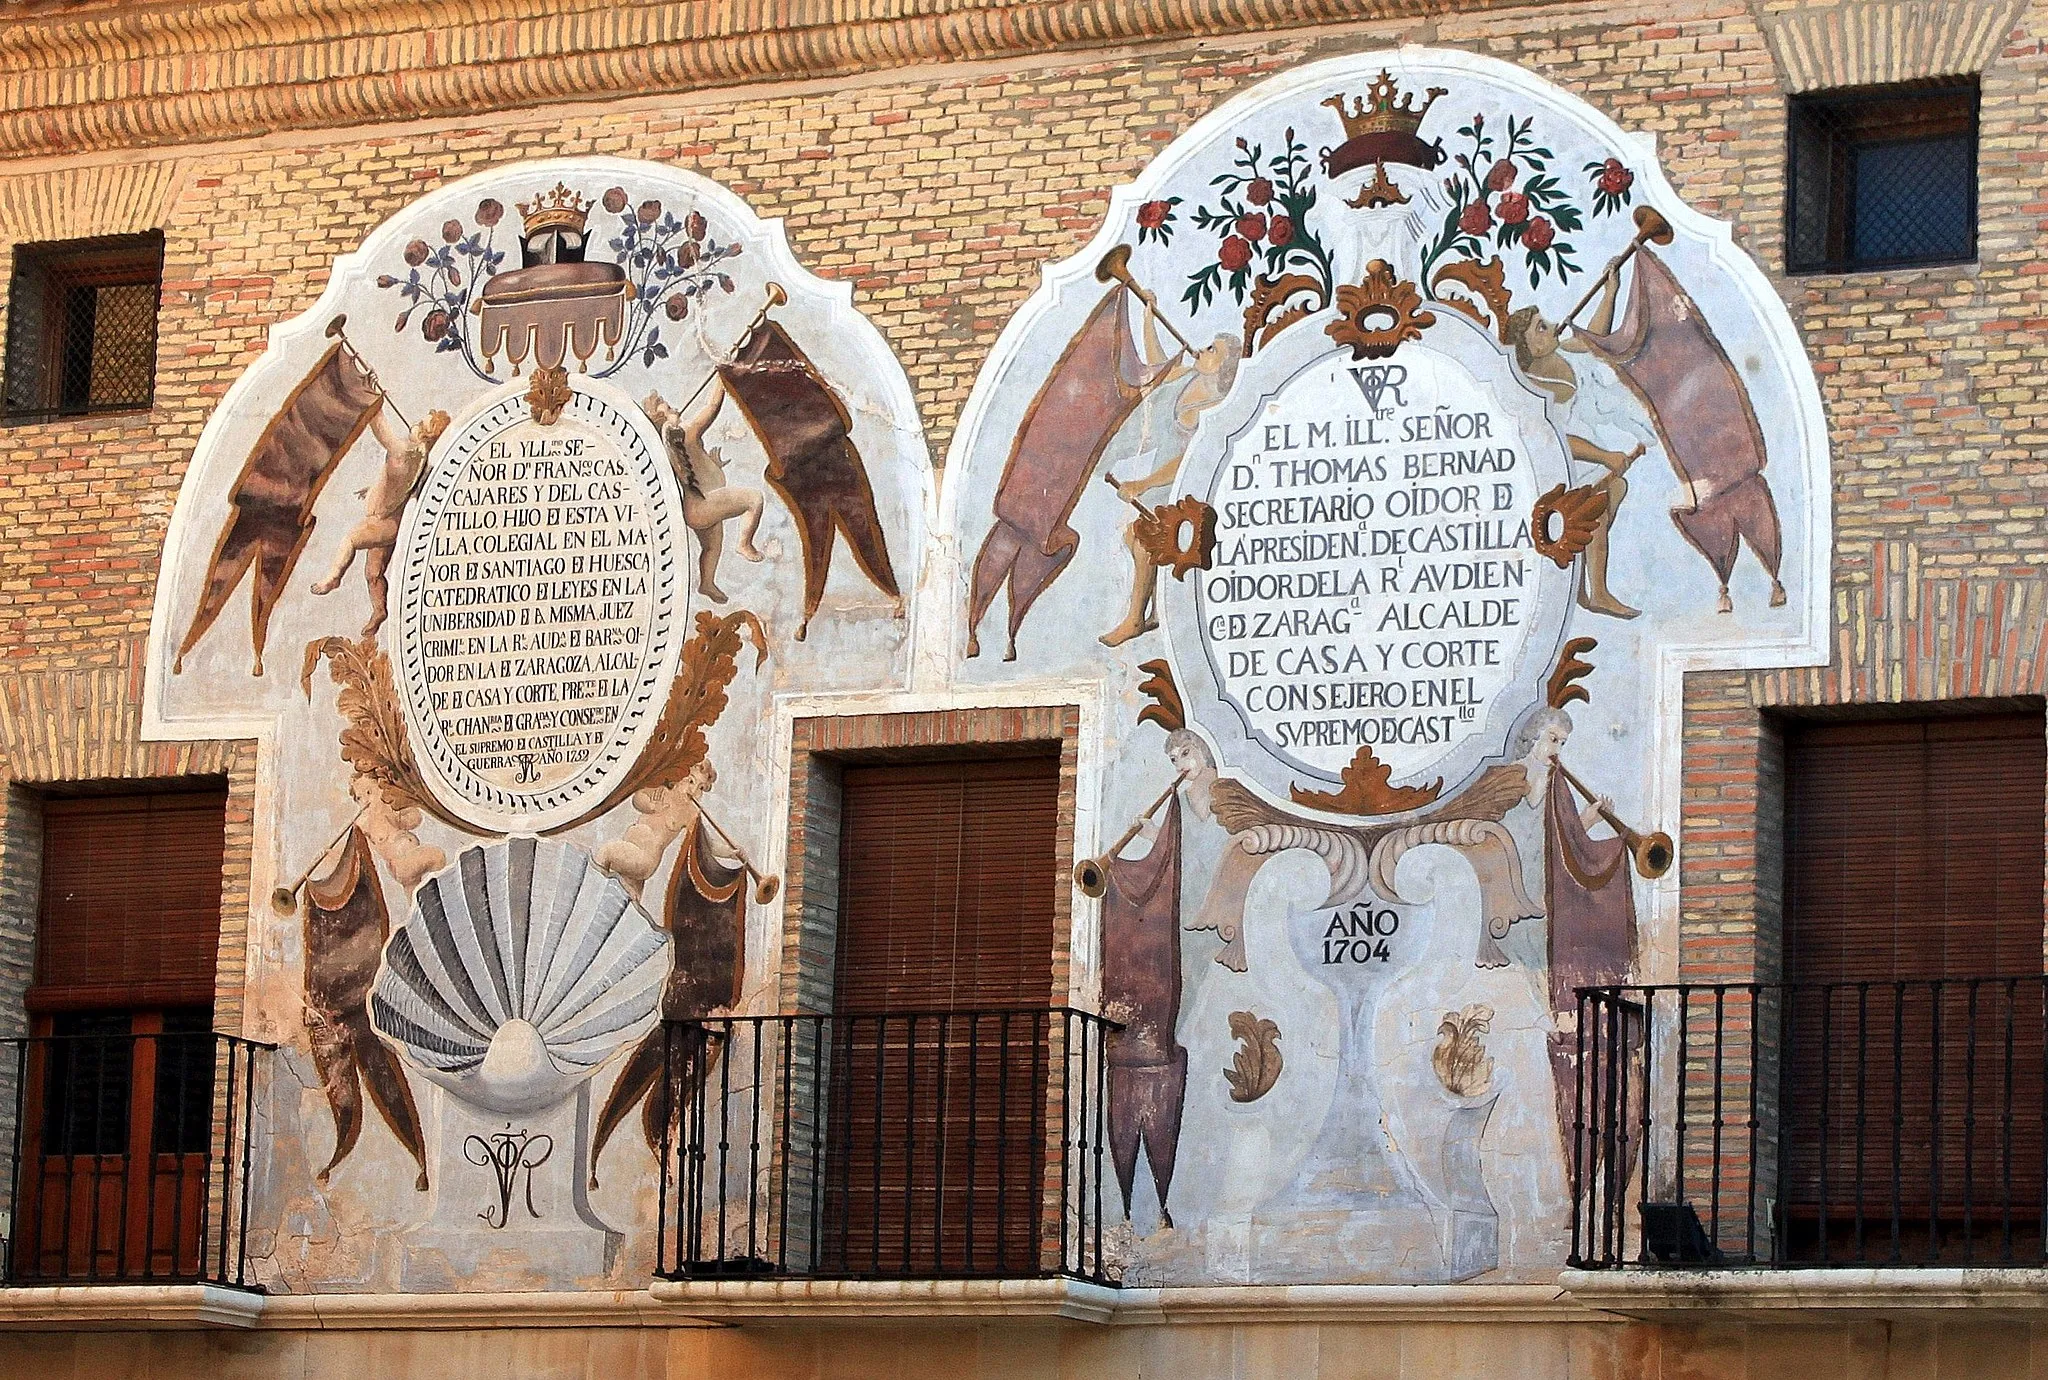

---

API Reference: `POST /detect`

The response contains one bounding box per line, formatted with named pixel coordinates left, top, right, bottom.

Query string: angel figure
left=644, top=387, right=766, bottom=604
left=1505, top=284, right=1647, bottom=620
left=587, top=609, right=770, bottom=1183
left=1100, top=297, right=1240, bottom=648
left=1520, top=640, right=1646, bottom=1178
left=310, top=407, right=451, bottom=636
left=349, top=773, right=444, bottom=891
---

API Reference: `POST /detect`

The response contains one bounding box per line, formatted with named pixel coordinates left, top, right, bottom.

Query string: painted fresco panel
left=941, top=48, right=1829, bottom=1286
left=146, top=157, right=932, bottom=1290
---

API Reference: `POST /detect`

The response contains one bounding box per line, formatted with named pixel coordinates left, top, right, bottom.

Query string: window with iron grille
left=1787, top=80, right=1978, bottom=274
left=2, top=232, right=164, bottom=423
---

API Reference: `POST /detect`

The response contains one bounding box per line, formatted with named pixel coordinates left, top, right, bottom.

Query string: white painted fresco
left=145, top=157, right=932, bottom=1290
left=939, top=47, right=1830, bottom=1285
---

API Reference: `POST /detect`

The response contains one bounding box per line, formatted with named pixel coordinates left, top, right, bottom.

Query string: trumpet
left=1073, top=771, right=1188, bottom=898
left=668, top=281, right=789, bottom=417
left=1553, top=761, right=1674, bottom=879
left=698, top=805, right=781, bottom=905
left=1096, top=244, right=1199, bottom=356
left=271, top=806, right=369, bottom=914
left=1558, top=206, right=1674, bottom=333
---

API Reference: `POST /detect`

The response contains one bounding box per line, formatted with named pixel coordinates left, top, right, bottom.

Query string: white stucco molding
left=0, top=1284, right=265, bottom=1331
left=1560, top=1266, right=2048, bottom=1319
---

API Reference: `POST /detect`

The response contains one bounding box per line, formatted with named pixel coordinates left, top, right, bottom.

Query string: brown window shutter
left=31, top=788, right=228, bottom=1012
left=825, top=755, right=1060, bottom=1273
left=834, top=756, right=1060, bottom=1013
left=1780, top=712, right=2047, bottom=1242
left=1785, top=713, right=2045, bottom=983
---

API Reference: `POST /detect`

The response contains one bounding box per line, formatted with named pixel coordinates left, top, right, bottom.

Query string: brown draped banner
left=967, top=284, right=1161, bottom=659
left=718, top=320, right=900, bottom=638
left=303, top=826, right=429, bottom=1190
left=176, top=343, right=383, bottom=676
left=1102, top=795, right=1188, bottom=1224
left=1577, top=249, right=1785, bottom=599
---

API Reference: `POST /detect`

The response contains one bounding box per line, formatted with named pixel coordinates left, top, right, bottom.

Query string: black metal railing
left=1, top=1030, right=267, bottom=1286
left=1571, top=978, right=2048, bottom=1269
left=655, top=1008, right=1120, bottom=1284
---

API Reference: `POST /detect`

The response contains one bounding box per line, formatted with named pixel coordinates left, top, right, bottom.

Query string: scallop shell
left=369, top=837, right=669, bottom=1115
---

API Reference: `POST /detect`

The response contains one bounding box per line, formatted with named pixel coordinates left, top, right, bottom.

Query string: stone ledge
left=1558, top=1267, right=2048, bottom=1320
left=258, top=1288, right=700, bottom=1330
left=646, top=1276, right=1122, bottom=1323
left=644, top=1279, right=1608, bottom=1325
left=0, top=1284, right=265, bottom=1331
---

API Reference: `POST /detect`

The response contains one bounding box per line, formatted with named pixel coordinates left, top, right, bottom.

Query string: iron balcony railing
left=1, top=1029, right=268, bottom=1287
left=1571, top=978, right=2048, bottom=1269
left=655, top=1008, right=1121, bottom=1284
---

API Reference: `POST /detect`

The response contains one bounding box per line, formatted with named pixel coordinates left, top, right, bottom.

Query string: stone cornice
left=0, top=0, right=1534, bottom=165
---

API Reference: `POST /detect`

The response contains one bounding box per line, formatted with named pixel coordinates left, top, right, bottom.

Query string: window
left=8, top=784, right=227, bottom=1281
left=3, top=231, right=164, bottom=423
left=1787, top=80, right=1978, bottom=273
left=1776, top=708, right=2046, bottom=1261
left=826, top=755, right=1061, bottom=1274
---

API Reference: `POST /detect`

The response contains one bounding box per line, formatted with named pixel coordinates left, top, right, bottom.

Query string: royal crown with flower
left=1322, top=71, right=1447, bottom=141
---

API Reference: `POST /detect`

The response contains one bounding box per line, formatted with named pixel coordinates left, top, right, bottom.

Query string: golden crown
left=1321, top=71, right=1446, bottom=141
left=517, top=183, right=592, bottom=237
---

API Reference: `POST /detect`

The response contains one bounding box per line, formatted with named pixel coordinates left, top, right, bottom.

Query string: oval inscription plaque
left=1165, top=312, right=1572, bottom=806
left=393, top=378, right=686, bottom=834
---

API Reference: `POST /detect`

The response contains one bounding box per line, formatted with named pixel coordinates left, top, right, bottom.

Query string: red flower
left=1137, top=199, right=1172, bottom=230
left=1218, top=235, right=1254, bottom=271
left=685, top=210, right=707, bottom=241
left=637, top=200, right=662, bottom=226
left=665, top=296, right=690, bottom=321
left=602, top=187, right=629, bottom=214
left=1234, top=213, right=1267, bottom=243
left=676, top=240, right=700, bottom=268
left=1485, top=159, right=1519, bottom=193
left=403, top=238, right=430, bottom=267
left=1246, top=177, right=1275, bottom=207
left=441, top=219, right=463, bottom=243
left=1459, top=201, right=1493, bottom=235
left=1523, top=216, right=1556, bottom=250
left=421, top=308, right=450, bottom=342
left=1497, top=192, right=1531, bottom=226
left=475, top=198, right=504, bottom=228
left=1598, top=158, right=1634, bottom=197
left=1268, top=214, right=1295, bottom=247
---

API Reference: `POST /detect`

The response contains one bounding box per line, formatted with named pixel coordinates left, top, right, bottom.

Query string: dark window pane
left=2, top=232, right=162, bottom=422
left=152, top=1010, right=215, bottom=1156
left=1853, top=135, right=1974, bottom=264
left=1787, top=82, right=1976, bottom=273
left=44, top=1011, right=133, bottom=1157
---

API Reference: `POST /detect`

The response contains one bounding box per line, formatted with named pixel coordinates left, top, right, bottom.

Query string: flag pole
left=668, top=281, right=790, bottom=418
left=324, top=315, right=411, bottom=429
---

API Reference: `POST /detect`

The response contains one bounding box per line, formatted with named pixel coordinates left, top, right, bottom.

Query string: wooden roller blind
left=834, top=756, right=1060, bottom=1012
left=827, top=755, right=1061, bottom=1273
left=1780, top=712, right=2047, bottom=1241
left=1786, top=713, right=2046, bottom=982
left=31, top=788, right=228, bottom=1011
